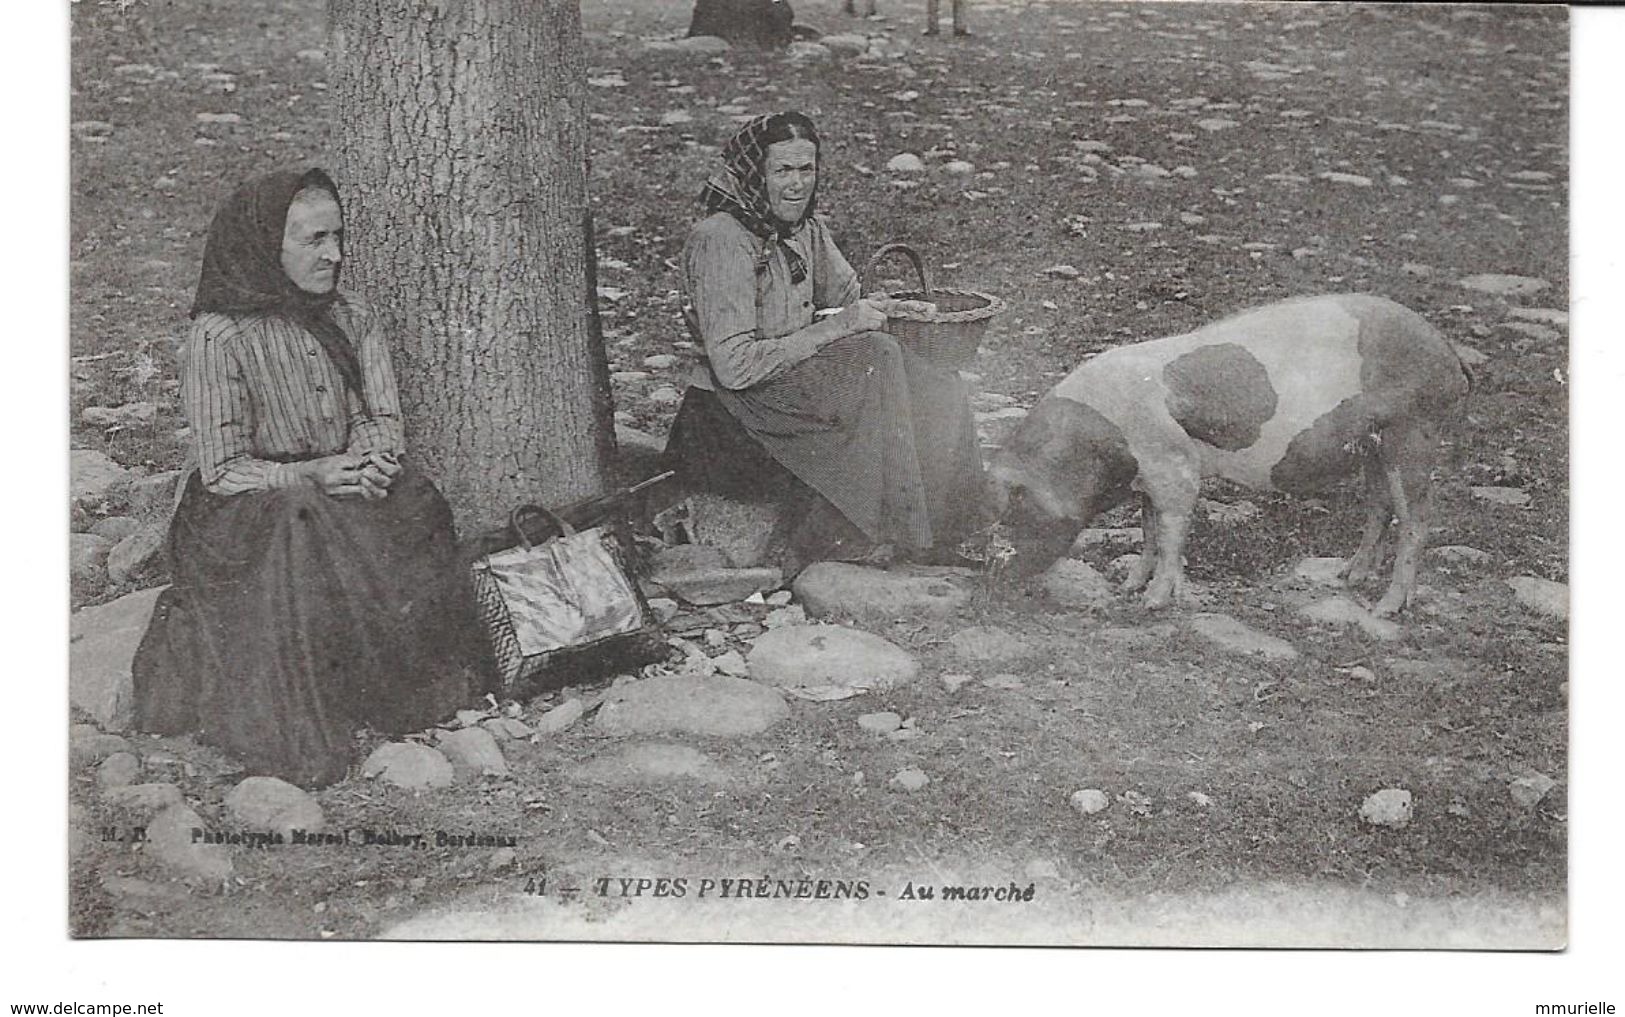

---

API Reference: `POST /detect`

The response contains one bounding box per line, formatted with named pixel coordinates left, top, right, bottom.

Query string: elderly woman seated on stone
left=132, top=168, right=487, bottom=788
left=662, top=111, right=984, bottom=574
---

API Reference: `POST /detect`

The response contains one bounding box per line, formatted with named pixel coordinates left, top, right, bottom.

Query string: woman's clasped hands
left=293, top=450, right=402, bottom=499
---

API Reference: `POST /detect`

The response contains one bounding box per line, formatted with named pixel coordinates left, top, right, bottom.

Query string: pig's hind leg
left=1343, top=455, right=1393, bottom=588
left=1372, top=421, right=1438, bottom=616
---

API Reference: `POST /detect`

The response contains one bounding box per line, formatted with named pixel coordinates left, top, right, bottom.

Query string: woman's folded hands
left=289, top=450, right=401, bottom=499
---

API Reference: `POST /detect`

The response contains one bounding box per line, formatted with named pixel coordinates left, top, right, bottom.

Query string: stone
left=81, top=402, right=158, bottom=428
left=569, top=742, right=731, bottom=786
left=684, top=493, right=782, bottom=568
left=940, top=672, right=974, bottom=692
left=70, top=726, right=131, bottom=766
left=712, top=649, right=750, bottom=677
left=107, top=523, right=166, bottom=584
left=481, top=717, right=535, bottom=741
left=642, top=354, right=680, bottom=370
left=1509, top=771, right=1558, bottom=808
left=764, top=604, right=806, bottom=629
left=1196, top=117, right=1239, bottom=131
left=1507, top=577, right=1568, bottom=621
left=71, top=533, right=114, bottom=582
left=103, top=782, right=184, bottom=818
left=659, top=109, right=694, bottom=126
left=196, top=112, right=243, bottom=125
left=614, top=423, right=665, bottom=456
left=72, top=120, right=115, bottom=140
left=1070, top=527, right=1142, bottom=552
left=1041, top=264, right=1082, bottom=279
left=1508, top=307, right=1568, bottom=327
left=857, top=711, right=903, bottom=734
left=71, top=449, right=133, bottom=507
left=786, top=41, right=830, bottom=61
left=1457, top=274, right=1550, bottom=297
left=1292, top=557, right=1348, bottom=586
left=1431, top=545, right=1492, bottom=565
left=598, top=673, right=788, bottom=737
left=943, top=160, right=976, bottom=175
left=1471, top=486, right=1531, bottom=507
left=69, top=586, right=166, bottom=730
left=90, top=515, right=141, bottom=542
left=534, top=698, right=587, bottom=734
left=821, top=32, right=870, bottom=56
left=437, top=727, right=509, bottom=778
left=1201, top=498, right=1261, bottom=524
left=146, top=805, right=233, bottom=886
left=748, top=624, right=920, bottom=700
left=1499, top=321, right=1560, bottom=345
left=225, top=776, right=326, bottom=835
left=947, top=626, right=1032, bottom=664
left=1297, top=597, right=1401, bottom=642
left=887, top=153, right=926, bottom=173
left=766, top=590, right=793, bottom=607
left=1452, top=344, right=1489, bottom=367
left=97, top=751, right=141, bottom=790
left=1318, top=171, right=1374, bottom=187
left=671, top=35, right=733, bottom=54
left=647, top=385, right=683, bottom=405
left=891, top=767, right=930, bottom=791
left=1070, top=789, right=1110, bottom=815
left=648, top=544, right=781, bottom=605
left=647, top=598, right=680, bottom=624
left=1039, top=559, right=1114, bottom=609
left=128, top=470, right=184, bottom=513
left=793, top=563, right=973, bottom=624
left=1189, top=613, right=1299, bottom=660
left=361, top=742, right=455, bottom=790
left=1359, top=788, right=1413, bottom=829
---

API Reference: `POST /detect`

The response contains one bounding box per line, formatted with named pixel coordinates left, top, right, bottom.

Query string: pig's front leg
left=1139, top=470, right=1200, bottom=610
left=1140, top=503, right=1194, bottom=609
left=1119, top=491, right=1158, bottom=594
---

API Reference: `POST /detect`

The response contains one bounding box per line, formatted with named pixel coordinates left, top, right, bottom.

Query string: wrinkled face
left=764, top=138, right=817, bottom=226
left=280, top=188, right=343, bottom=294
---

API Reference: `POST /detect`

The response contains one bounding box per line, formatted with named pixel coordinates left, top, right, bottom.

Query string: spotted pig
left=986, top=294, right=1470, bottom=615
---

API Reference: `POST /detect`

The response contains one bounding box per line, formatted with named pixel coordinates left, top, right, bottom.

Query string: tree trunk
left=328, top=0, right=613, bottom=535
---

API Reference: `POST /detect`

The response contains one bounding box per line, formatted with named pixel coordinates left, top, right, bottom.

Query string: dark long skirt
left=132, top=465, right=487, bottom=787
left=665, top=331, right=984, bottom=559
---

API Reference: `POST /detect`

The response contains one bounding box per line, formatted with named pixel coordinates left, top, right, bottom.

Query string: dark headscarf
left=699, top=111, right=820, bottom=284
left=191, top=168, right=366, bottom=407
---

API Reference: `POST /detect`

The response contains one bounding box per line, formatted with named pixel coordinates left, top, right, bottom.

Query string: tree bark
left=328, top=0, right=613, bottom=534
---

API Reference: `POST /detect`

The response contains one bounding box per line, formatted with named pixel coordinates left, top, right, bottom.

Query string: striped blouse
left=682, top=212, right=860, bottom=391
left=181, top=296, right=405, bottom=495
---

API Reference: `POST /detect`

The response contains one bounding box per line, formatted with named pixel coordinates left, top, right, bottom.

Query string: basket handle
left=862, top=242, right=932, bottom=299
left=509, top=503, right=576, bottom=551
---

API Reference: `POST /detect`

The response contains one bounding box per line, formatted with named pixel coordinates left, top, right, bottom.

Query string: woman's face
left=763, top=138, right=817, bottom=226
left=281, top=188, right=344, bottom=294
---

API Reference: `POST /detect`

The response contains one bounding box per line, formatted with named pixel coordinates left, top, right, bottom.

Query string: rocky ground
left=68, top=0, right=1567, bottom=944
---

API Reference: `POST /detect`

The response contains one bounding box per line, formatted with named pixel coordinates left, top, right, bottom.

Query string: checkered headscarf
left=699, top=111, right=820, bottom=283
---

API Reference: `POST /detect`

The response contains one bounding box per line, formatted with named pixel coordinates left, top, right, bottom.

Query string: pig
left=985, top=294, right=1470, bottom=615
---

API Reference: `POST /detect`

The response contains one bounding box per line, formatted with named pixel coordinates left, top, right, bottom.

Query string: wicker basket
left=862, top=241, right=1005, bottom=369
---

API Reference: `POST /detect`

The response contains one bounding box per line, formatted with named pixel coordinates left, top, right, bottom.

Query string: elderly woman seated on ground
left=662, top=111, right=985, bottom=574
left=131, top=168, right=489, bottom=788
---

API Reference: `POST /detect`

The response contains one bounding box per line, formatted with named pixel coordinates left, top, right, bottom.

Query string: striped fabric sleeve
left=182, top=315, right=296, bottom=495
left=343, top=300, right=407, bottom=456
left=815, top=224, right=860, bottom=308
